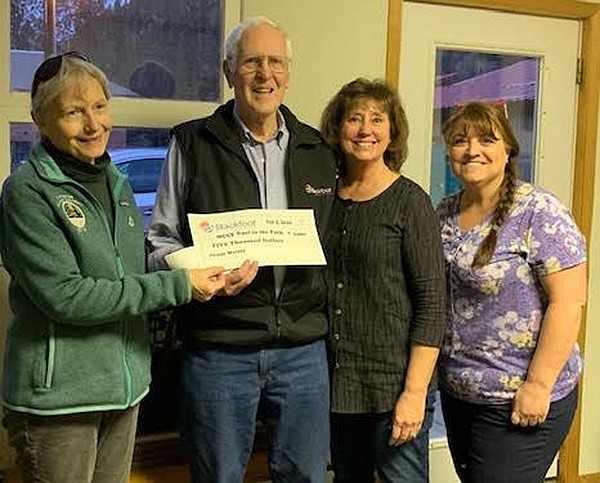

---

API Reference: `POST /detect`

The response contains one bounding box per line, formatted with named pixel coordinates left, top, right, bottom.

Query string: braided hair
left=442, top=102, right=520, bottom=267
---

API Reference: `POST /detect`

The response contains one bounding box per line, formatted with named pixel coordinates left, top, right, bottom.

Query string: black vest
left=173, top=101, right=337, bottom=349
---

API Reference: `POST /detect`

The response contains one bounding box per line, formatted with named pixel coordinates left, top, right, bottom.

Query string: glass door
left=399, top=3, right=580, bottom=482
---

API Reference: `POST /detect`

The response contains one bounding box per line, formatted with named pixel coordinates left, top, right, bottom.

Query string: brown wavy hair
left=320, top=78, right=409, bottom=172
left=442, top=102, right=520, bottom=267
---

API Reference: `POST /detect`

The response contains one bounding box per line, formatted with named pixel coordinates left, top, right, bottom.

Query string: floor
left=130, top=450, right=271, bottom=483
left=124, top=397, right=454, bottom=483
left=5, top=450, right=272, bottom=483
left=3, top=399, right=447, bottom=483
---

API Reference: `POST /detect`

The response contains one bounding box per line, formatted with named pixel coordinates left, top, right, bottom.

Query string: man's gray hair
left=224, top=16, right=292, bottom=71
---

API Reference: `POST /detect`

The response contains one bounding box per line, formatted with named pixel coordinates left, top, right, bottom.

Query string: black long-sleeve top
left=326, top=176, right=446, bottom=413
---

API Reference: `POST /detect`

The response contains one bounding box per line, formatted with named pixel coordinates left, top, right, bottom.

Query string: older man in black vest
left=148, top=16, right=336, bottom=483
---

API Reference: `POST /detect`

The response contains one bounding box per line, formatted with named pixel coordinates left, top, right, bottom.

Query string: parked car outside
left=110, top=147, right=167, bottom=230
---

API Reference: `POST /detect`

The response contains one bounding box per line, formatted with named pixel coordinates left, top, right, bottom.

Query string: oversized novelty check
left=165, top=209, right=326, bottom=270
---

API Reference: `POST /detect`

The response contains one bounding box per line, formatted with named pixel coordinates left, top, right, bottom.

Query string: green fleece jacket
left=0, top=144, right=192, bottom=415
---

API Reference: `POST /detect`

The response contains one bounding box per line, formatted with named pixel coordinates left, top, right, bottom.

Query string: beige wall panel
left=580, top=109, right=600, bottom=475
left=239, top=0, right=388, bottom=127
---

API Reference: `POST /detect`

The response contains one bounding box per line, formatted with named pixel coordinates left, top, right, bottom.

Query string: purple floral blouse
left=437, top=182, right=585, bottom=404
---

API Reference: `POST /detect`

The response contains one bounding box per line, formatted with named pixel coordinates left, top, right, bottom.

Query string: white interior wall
left=580, top=99, right=600, bottom=476
left=240, top=0, right=388, bottom=128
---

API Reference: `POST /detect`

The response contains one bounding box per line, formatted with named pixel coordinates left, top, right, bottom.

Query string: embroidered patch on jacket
left=60, top=199, right=86, bottom=229
left=304, top=184, right=333, bottom=196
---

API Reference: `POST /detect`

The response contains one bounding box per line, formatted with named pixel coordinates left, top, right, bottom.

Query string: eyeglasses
left=238, top=55, right=290, bottom=74
left=31, top=51, right=90, bottom=99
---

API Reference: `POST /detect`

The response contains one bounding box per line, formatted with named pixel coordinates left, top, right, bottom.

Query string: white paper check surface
left=166, top=209, right=326, bottom=270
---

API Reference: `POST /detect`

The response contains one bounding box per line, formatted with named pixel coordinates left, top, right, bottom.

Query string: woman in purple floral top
left=437, top=102, right=587, bottom=483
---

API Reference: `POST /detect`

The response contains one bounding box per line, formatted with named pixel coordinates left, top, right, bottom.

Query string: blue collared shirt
left=233, top=108, right=289, bottom=210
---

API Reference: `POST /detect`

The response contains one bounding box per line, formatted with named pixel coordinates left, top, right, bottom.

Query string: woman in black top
left=320, top=78, right=446, bottom=482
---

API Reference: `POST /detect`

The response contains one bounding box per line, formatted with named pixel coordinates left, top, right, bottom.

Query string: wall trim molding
left=580, top=473, right=600, bottom=483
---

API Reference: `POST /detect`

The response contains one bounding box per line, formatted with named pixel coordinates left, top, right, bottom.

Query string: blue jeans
left=181, top=340, right=330, bottom=483
left=330, top=390, right=436, bottom=483
left=440, top=388, right=578, bottom=483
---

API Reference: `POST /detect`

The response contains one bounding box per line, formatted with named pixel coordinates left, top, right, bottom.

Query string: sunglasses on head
left=31, top=51, right=90, bottom=99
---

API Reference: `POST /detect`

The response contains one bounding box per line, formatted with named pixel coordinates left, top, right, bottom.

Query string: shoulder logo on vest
left=304, top=184, right=333, bottom=196
left=59, top=198, right=86, bottom=229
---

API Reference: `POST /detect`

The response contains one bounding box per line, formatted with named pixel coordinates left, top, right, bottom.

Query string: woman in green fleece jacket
left=0, top=53, right=228, bottom=483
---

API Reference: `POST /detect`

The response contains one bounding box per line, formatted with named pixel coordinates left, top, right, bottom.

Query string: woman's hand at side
left=390, top=389, right=426, bottom=446
left=389, top=344, right=440, bottom=446
left=511, top=262, right=587, bottom=427
left=511, top=381, right=551, bottom=427
left=189, top=267, right=226, bottom=302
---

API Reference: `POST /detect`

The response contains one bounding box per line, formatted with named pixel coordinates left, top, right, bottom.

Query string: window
left=111, top=145, right=168, bottom=230
left=8, top=0, right=239, bottom=228
left=113, top=150, right=165, bottom=194
left=429, top=50, right=540, bottom=205
left=10, top=0, right=223, bottom=101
